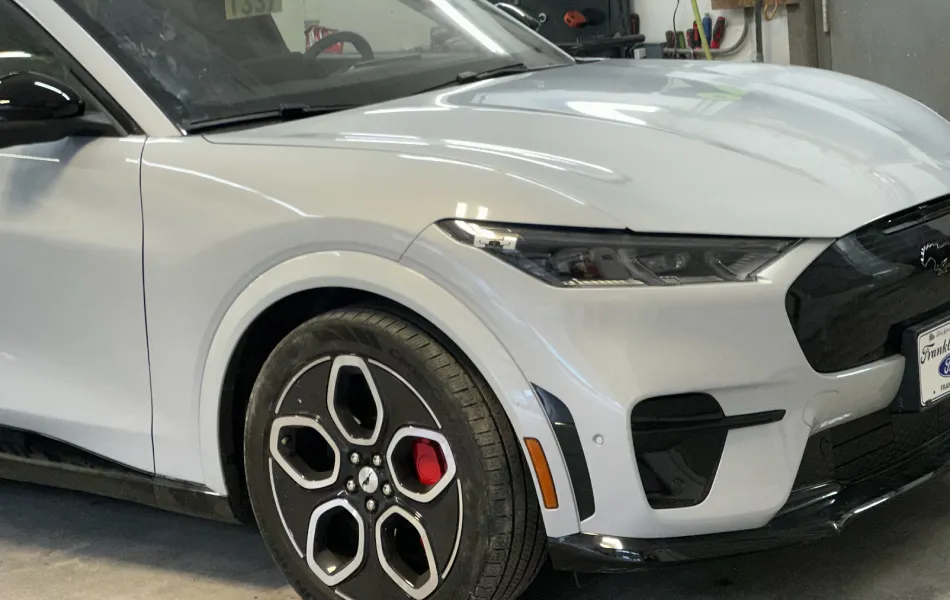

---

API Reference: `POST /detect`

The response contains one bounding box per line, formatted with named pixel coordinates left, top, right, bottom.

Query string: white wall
left=637, top=0, right=790, bottom=63
left=271, top=0, right=792, bottom=64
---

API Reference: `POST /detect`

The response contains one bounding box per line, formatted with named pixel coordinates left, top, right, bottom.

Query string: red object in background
left=413, top=439, right=445, bottom=486
left=563, top=9, right=588, bottom=28
left=711, top=16, right=727, bottom=49
left=305, top=22, right=343, bottom=54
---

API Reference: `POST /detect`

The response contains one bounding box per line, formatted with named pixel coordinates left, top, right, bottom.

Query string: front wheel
left=244, top=308, right=546, bottom=600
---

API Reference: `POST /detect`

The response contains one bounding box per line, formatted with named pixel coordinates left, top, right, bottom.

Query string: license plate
left=225, top=0, right=282, bottom=20
left=917, top=319, right=950, bottom=407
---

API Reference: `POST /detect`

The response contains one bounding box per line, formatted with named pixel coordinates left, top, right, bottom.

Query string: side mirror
left=1, top=71, right=85, bottom=121
left=494, top=3, right=542, bottom=31
left=0, top=71, right=88, bottom=149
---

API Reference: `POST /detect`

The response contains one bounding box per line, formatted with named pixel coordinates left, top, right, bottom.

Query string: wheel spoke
left=268, top=457, right=342, bottom=558
left=270, top=415, right=340, bottom=490
left=328, top=355, right=385, bottom=446
left=375, top=505, right=440, bottom=599
left=266, top=351, right=464, bottom=599
left=400, top=480, right=464, bottom=578
left=386, top=427, right=457, bottom=504
left=276, top=357, right=334, bottom=419
left=334, top=532, right=416, bottom=600
left=269, top=460, right=368, bottom=587
left=367, top=359, right=440, bottom=431
left=306, top=498, right=366, bottom=587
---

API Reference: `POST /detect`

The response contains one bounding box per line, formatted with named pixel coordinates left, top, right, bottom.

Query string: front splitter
left=548, top=426, right=950, bottom=573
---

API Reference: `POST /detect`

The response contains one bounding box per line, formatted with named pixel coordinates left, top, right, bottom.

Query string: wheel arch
left=198, top=251, right=580, bottom=537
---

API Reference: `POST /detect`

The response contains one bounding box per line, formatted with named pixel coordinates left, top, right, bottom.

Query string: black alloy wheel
left=244, top=308, right=547, bottom=600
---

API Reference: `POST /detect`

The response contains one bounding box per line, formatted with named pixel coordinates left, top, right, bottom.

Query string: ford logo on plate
left=940, top=354, right=950, bottom=378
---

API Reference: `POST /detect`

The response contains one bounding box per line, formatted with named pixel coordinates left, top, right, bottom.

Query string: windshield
left=56, top=0, right=572, bottom=128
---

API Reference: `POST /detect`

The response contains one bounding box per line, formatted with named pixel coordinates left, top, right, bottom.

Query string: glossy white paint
left=194, top=250, right=579, bottom=536
left=0, top=136, right=154, bottom=472
left=211, top=61, right=950, bottom=238
left=404, top=230, right=908, bottom=537
left=6, top=0, right=950, bottom=546
left=141, top=135, right=598, bottom=537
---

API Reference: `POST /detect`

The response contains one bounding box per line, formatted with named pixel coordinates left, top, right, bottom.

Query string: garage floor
left=3, top=478, right=950, bottom=600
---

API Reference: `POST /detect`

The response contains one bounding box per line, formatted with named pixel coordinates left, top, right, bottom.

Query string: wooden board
left=710, top=0, right=798, bottom=9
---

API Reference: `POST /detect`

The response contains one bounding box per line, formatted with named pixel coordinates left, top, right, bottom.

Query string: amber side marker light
left=524, top=438, right=559, bottom=509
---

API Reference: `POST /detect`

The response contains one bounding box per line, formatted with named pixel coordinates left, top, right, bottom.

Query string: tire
left=244, top=307, right=546, bottom=600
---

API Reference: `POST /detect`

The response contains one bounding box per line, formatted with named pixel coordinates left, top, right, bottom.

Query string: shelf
left=710, top=0, right=798, bottom=9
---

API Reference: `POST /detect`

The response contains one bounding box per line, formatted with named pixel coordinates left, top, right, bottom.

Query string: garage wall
left=638, top=0, right=791, bottom=63
left=271, top=0, right=792, bottom=64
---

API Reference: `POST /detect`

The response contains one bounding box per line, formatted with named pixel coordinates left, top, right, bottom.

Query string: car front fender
left=197, top=250, right=581, bottom=538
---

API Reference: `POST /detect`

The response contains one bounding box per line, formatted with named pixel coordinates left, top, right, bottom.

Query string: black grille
left=787, top=196, right=950, bottom=373
left=794, top=402, right=950, bottom=490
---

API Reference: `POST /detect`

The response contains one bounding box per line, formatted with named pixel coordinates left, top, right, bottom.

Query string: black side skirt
left=0, top=427, right=239, bottom=523
left=0, top=452, right=239, bottom=522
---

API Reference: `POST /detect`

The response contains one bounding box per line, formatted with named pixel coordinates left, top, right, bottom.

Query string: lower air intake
left=631, top=394, right=727, bottom=510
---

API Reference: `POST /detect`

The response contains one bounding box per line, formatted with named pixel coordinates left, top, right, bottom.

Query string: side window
left=0, top=9, right=71, bottom=81
left=0, top=1, right=107, bottom=118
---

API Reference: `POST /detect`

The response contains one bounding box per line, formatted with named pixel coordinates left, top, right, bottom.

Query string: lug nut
left=345, top=478, right=357, bottom=493
left=365, top=498, right=378, bottom=513
left=349, top=452, right=361, bottom=465
left=372, top=454, right=383, bottom=468
left=381, top=483, right=393, bottom=497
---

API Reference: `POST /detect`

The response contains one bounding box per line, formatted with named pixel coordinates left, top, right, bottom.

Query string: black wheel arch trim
left=534, top=385, right=596, bottom=521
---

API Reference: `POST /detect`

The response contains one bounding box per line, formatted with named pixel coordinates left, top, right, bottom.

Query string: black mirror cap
left=0, top=71, right=85, bottom=121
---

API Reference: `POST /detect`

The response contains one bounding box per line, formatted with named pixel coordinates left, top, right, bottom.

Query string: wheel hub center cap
left=358, top=466, right=379, bottom=494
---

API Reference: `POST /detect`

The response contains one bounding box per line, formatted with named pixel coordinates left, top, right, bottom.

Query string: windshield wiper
left=456, top=62, right=530, bottom=84
left=184, top=103, right=355, bottom=134
left=418, top=63, right=537, bottom=94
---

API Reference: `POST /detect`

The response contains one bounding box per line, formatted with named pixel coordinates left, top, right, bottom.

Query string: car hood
left=208, top=60, right=950, bottom=238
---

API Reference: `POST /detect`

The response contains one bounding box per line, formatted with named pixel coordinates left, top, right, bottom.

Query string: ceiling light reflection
left=398, top=154, right=494, bottom=171
left=566, top=101, right=655, bottom=126
left=430, top=0, right=506, bottom=55
left=143, top=161, right=309, bottom=217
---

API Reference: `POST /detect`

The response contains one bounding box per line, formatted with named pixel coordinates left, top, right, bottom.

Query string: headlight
left=440, top=220, right=797, bottom=287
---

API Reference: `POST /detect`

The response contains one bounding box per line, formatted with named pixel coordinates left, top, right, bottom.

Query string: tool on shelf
left=710, top=16, right=726, bottom=49
left=689, top=0, right=712, bottom=60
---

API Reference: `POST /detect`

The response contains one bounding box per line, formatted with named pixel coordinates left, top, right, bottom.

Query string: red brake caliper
left=413, top=439, right=445, bottom=486
left=413, top=439, right=446, bottom=547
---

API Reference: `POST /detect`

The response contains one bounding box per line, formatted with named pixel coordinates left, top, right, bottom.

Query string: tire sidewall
left=245, top=313, right=497, bottom=600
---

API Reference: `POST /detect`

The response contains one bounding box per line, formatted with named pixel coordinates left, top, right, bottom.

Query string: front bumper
left=548, top=405, right=950, bottom=571
left=404, top=229, right=906, bottom=539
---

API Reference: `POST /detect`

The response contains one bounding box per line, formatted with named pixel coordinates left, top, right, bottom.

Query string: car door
left=0, top=0, right=154, bottom=472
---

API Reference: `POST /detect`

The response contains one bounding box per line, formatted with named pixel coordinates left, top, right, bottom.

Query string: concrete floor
left=3, top=478, right=950, bottom=600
